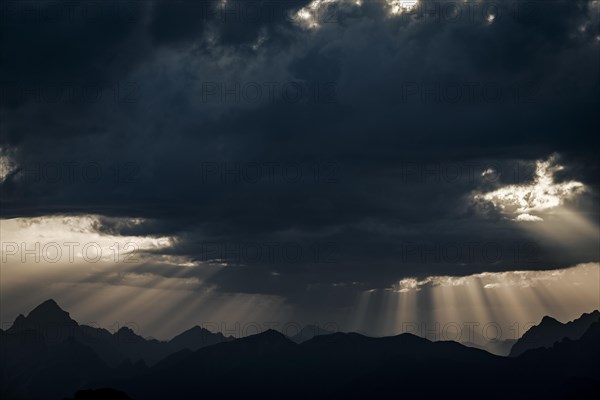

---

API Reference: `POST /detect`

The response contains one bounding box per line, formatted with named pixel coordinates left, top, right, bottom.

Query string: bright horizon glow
left=1, top=214, right=598, bottom=340
left=354, top=263, right=599, bottom=344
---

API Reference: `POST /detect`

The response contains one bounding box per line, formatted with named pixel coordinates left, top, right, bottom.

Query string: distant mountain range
left=3, top=299, right=234, bottom=367
left=1, top=300, right=598, bottom=399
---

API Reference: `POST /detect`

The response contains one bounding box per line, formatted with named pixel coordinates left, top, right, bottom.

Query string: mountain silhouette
left=8, top=299, right=78, bottom=334
left=3, top=299, right=234, bottom=368
left=1, top=333, right=109, bottom=400
left=509, top=310, right=600, bottom=357
left=2, top=300, right=599, bottom=399
left=0, top=300, right=235, bottom=399
left=169, top=325, right=233, bottom=351
left=106, top=325, right=599, bottom=399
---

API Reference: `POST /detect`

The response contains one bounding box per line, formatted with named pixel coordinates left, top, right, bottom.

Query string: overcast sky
left=1, top=0, right=599, bottom=339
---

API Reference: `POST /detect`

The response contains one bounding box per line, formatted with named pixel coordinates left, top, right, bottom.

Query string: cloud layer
left=1, top=1, right=599, bottom=303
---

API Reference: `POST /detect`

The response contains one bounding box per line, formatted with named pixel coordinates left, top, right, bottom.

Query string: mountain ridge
left=3, top=300, right=599, bottom=399
left=509, top=310, right=600, bottom=357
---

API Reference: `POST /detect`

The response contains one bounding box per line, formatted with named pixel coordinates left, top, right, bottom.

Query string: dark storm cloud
left=1, top=1, right=599, bottom=303
left=0, top=1, right=149, bottom=109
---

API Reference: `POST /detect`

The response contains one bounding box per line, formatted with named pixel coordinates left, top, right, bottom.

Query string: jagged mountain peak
left=509, top=310, right=600, bottom=357
left=10, top=299, right=77, bottom=332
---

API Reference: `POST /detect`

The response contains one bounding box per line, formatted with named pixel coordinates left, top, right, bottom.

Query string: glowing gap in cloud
left=474, top=155, right=585, bottom=221
left=393, top=263, right=598, bottom=293
left=0, top=147, right=17, bottom=183
left=293, top=0, right=419, bottom=29
left=387, top=0, right=418, bottom=15
left=0, top=215, right=175, bottom=265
